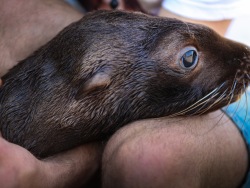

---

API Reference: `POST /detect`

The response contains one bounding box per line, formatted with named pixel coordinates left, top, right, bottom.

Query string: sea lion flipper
left=75, top=72, right=111, bottom=100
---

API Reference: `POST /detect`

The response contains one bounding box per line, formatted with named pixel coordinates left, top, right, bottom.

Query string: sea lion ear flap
left=75, top=71, right=111, bottom=100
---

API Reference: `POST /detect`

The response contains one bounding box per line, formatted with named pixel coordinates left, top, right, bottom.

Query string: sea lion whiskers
left=167, top=91, right=219, bottom=117
left=171, top=85, right=224, bottom=117
left=223, top=78, right=241, bottom=116
left=227, top=77, right=238, bottom=104
left=223, top=70, right=249, bottom=126
left=168, top=83, right=226, bottom=117
left=243, top=82, right=249, bottom=124
left=199, top=89, right=232, bottom=115
left=223, top=71, right=244, bottom=113
left=190, top=84, right=231, bottom=116
left=195, top=88, right=229, bottom=115
left=231, top=89, right=247, bottom=131
left=246, top=73, right=250, bottom=80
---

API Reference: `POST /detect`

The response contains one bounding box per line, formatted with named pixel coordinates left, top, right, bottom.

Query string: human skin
left=102, top=111, right=248, bottom=188
left=0, top=0, right=248, bottom=187
left=0, top=133, right=102, bottom=188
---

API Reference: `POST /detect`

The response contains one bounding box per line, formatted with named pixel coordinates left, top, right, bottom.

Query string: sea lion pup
left=0, top=10, right=249, bottom=158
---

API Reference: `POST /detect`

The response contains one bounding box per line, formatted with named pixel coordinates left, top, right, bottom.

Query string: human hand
left=0, top=132, right=40, bottom=188
left=0, top=133, right=102, bottom=188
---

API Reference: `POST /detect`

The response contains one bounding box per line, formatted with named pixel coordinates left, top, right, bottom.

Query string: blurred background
left=227, top=14, right=250, bottom=46
left=66, top=0, right=250, bottom=46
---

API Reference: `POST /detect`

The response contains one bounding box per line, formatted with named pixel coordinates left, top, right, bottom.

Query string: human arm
left=0, top=132, right=102, bottom=188
left=102, top=110, right=248, bottom=188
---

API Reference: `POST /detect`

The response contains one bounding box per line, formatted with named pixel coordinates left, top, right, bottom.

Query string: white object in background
left=162, top=0, right=250, bottom=21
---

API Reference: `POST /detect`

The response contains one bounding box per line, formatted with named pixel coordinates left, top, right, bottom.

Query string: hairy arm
left=0, top=133, right=102, bottom=188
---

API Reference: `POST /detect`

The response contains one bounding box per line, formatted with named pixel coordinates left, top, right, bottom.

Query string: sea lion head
left=0, top=10, right=249, bottom=157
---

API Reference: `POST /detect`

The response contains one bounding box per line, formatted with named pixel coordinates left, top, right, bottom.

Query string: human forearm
left=37, top=143, right=102, bottom=188
left=0, top=133, right=102, bottom=188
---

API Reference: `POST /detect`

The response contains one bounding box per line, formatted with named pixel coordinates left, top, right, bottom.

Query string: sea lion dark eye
left=180, top=48, right=198, bottom=69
